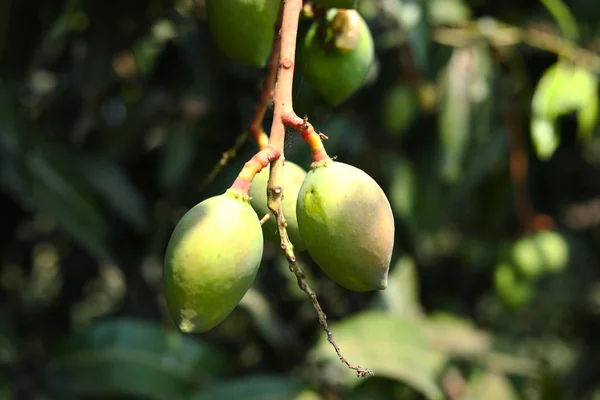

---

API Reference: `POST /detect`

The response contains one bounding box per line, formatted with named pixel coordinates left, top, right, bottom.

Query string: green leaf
left=439, top=44, right=493, bottom=182
left=423, top=313, right=491, bottom=358
left=531, top=61, right=599, bottom=159
left=429, top=0, right=472, bottom=25
left=25, top=147, right=112, bottom=261
left=76, top=155, right=149, bottom=232
left=309, top=311, right=445, bottom=400
left=531, top=117, right=560, bottom=161
left=464, top=371, right=519, bottom=400
left=190, top=374, right=319, bottom=400
left=371, top=256, right=423, bottom=319
left=158, top=122, right=199, bottom=191
left=382, top=85, right=418, bottom=137
left=238, top=287, right=300, bottom=351
left=45, top=318, right=232, bottom=400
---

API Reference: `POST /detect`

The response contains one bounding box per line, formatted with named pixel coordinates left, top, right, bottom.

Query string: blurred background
left=1, top=0, right=600, bottom=399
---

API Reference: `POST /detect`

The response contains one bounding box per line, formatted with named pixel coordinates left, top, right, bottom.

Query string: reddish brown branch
left=266, top=0, right=371, bottom=378
left=503, top=99, right=554, bottom=233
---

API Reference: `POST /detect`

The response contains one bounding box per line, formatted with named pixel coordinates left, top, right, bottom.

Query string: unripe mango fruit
left=296, top=161, right=395, bottom=291
left=510, top=230, right=569, bottom=277
left=163, top=191, right=263, bottom=333
left=205, top=0, right=280, bottom=68
left=249, top=161, right=307, bottom=250
left=313, top=0, right=358, bottom=9
left=300, top=9, right=374, bottom=106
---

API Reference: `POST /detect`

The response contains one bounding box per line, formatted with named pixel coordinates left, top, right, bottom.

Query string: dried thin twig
left=433, top=20, right=600, bottom=72
left=266, top=0, right=372, bottom=378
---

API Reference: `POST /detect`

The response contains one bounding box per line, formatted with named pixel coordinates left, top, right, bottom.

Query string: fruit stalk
left=229, top=145, right=281, bottom=197
left=200, top=6, right=284, bottom=191
left=267, top=0, right=372, bottom=378
left=249, top=3, right=285, bottom=150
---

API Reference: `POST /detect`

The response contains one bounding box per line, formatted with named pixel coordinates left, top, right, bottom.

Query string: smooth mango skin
left=296, top=161, right=395, bottom=291
left=163, top=192, right=263, bottom=333
left=300, top=9, right=374, bottom=106
left=313, top=0, right=358, bottom=8
left=249, top=161, right=307, bottom=251
left=205, top=0, right=280, bottom=68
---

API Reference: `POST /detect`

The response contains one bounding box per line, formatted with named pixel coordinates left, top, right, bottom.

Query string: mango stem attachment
left=266, top=0, right=372, bottom=378
left=228, top=145, right=280, bottom=198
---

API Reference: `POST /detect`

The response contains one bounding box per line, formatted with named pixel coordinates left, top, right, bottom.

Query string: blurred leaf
left=309, top=311, right=445, bottom=400
left=26, top=148, right=111, bottom=261
left=0, top=312, right=17, bottom=365
left=531, top=61, right=599, bottom=159
left=444, top=129, right=507, bottom=219
left=385, top=0, right=431, bottom=69
left=238, top=287, right=300, bottom=351
left=0, top=373, right=13, bottom=399
left=159, top=122, right=199, bottom=191
left=423, top=313, right=491, bottom=358
left=540, top=0, right=580, bottom=41
left=463, top=371, right=518, bottom=400
left=371, top=256, right=422, bottom=319
left=382, top=85, right=418, bottom=137
left=45, top=318, right=232, bottom=400
left=76, top=155, right=149, bottom=232
left=439, top=44, right=493, bottom=182
left=531, top=117, right=559, bottom=160
left=190, top=374, right=319, bottom=400
left=429, top=0, right=472, bottom=25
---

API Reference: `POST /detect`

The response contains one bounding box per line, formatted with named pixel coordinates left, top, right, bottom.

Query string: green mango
left=249, top=161, right=307, bottom=251
left=313, top=0, right=358, bottom=9
left=205, top=0, right=280, bottom=68
left=296, top=161, right=395, bottom=291
left=511, top=230, right=569, bottom=278
left=300, top=9, right=374, bottom=106
left=494, top=262, right=534, bottom=308
left=163, top=191, right=263, bottom=333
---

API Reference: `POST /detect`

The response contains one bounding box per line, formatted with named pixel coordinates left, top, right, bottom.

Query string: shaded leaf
left=309, top=311, right=445, bottom=400
left=382, top=85, right=418, bottom=137
left=159, top=122, right=199, bottom=191
left=190, top=374, right=319, bottom=400
left=76, top=155, right=149, bottom=232
left=238, top=287, right=300, bottom=351
left=45, top=318, right=231, bottom=400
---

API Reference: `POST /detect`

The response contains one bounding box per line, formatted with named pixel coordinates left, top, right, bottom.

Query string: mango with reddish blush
left=296, top=161, right=395, bottom=291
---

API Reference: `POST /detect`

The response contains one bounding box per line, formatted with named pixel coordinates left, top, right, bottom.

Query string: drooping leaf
left=45, top=318, right=232, bottom=400
left=309, top=311, right=445, bottom=400
left=190, top=374, right=319, bottom=400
